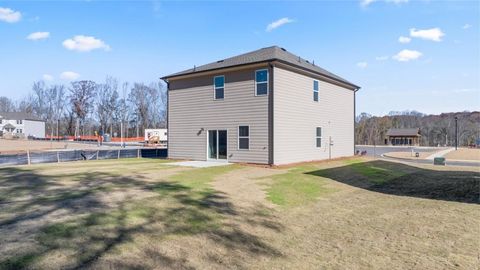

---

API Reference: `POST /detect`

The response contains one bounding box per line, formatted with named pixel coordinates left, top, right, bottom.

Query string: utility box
left=103, top=134, right=111, bottom=142
left=433, top=157, right=446, bottom=166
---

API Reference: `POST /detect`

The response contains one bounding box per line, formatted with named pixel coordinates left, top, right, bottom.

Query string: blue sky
left=0, top=0, right=478, bottom=115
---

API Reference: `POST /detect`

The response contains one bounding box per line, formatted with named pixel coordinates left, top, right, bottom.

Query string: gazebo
left=385, top=128, right=421, bottom=146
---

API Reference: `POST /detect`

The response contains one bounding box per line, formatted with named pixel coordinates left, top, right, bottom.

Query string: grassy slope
left=265, top=159, right=414, bottom=207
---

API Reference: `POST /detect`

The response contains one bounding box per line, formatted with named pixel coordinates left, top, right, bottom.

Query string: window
left=214, top=76, right=224, bottom=100
left=255, top=69, right=268, bottom=96
left=316, top=127, right=322, bottom=148
left=16, top=120, right=23, bottom=125
left=238, top=126, right=250, bottom=150
left=17, top=129, right=23, bottom=134
left=313, top=80, right=319, bottom=102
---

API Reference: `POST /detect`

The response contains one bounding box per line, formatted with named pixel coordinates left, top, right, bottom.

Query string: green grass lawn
left=263, top=165, right=334, bottom=207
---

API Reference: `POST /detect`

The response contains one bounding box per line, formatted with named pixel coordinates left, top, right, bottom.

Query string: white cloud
left=356, top=62, right=368, bottom=69
left=462, top=24, right=471, bottom=30
left=398, top=36, right=411, bottom=43
left=62, top=35, right=110, bottom=52
left=393, top=49, right=422, bottom=62
left=27, top=32, right=50, bottom=41
left=361, top=0, right=408, bottom=7
left=375, top=56, right=389, bottom=61
left=360, top=0, right=375, bottom=6
left=266, top=17, right=294, bottom=32
left=0, top=7, right=21, bottom=23
left=410, top=28, right=445, bottom=42
left=453, top=88, right=477, bottom=93
left=42, top=74, right=54, bottom=81
left=60, top=71, right=80, bottom=80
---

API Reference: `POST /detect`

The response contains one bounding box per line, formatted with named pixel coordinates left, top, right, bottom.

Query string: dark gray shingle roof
left=386, top=128, right=421, bottom=137
left=2, top=123, right=16, bottom=129
left=162, top=46, right=359, bottom=89
left=0, top=112, right=43, bottom=121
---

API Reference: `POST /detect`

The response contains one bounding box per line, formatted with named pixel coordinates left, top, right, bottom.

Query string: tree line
left=356, top=110, right=480, bottom=146
left=0, top=77, right=167, bottom=138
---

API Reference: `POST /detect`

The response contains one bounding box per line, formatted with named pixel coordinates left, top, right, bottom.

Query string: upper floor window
left=214, top=76, right=225, bottom=100
left=316, top=127, right=322, bottom=148
left=255, top=69, right=268, bottom=96
left=313, top=80, right=319, bottom=102
left=16, top=120, right=23, bottom=125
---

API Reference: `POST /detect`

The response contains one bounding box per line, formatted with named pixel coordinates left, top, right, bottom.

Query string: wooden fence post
left=27, top=150, right=31, bottom=165
left=57, top=151, right=60, bottom=163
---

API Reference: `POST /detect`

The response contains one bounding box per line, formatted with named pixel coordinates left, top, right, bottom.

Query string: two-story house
left=161, top=46, right=360, bottom=165
left=0, top=112, right=45, bottom=138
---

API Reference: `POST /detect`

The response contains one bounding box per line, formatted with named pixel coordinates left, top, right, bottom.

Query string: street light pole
left=454, top=116, right=458, bottom=150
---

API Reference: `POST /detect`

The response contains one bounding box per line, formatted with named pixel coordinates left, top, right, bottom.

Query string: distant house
left=0, top=112, right=45, bottom=138
left=162, top=46, right=360, bottom=165
left=385, top=128, right=421, bottom=146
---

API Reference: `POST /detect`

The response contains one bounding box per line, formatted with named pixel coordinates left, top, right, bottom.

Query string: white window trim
left=316, top=127, right=322, bottom=148
left=238, top=125, right=250, bottom=150
left=254, top=69, right=269, bottom=96
left=313, top=80, right=319, bottom=102
left=213, top=75, right=225, bottom=100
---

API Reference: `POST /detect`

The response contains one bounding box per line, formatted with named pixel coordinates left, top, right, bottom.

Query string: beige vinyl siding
left=273, top=66, right=354, bottom=165
left=168, top=67, right=270, bottom=164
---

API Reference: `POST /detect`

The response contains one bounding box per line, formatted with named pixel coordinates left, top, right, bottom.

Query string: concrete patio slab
left=166, top=160, right=232, bottom=168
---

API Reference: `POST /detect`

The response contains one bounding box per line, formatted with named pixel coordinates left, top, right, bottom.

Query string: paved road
left=355, top=145, right=480, bottom=168
left=355, top=145, right=440, bottom=158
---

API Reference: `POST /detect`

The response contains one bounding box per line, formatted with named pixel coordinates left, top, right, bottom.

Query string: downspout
left=353, top=87, right=360, bottom=155
left=162, top=79, right=170, bottom=154
left=268, top=63, right=274, bottom=165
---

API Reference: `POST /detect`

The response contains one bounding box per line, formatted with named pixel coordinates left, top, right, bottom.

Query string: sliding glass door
left=208, top=130, right=227, bottom=160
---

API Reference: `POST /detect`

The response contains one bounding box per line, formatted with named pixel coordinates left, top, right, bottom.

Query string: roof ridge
left=162, top=46, right=359, bottom=89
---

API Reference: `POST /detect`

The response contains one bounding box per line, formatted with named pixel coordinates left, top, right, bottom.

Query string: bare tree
left=96, top=77, right=119, bottom=135
left=69, top=80, right=97, bottom=136
left=30, top=81, right=48, bottom=120
left=44, top=85, right=66, bottom=137
left=356, top=110, right=480, bottom=146
left=117, top=82, right=130, bottom=138
left=129, top=83, right=151, bottom=137
left=0, top=96, right=15, bottom=112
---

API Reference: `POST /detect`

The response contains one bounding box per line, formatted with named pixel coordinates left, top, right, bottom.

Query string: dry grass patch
left=384, top=150, right=437, bottom=160
left=444, top=148, right=480, bottom=161
left=0, top=139, right=100, bottom=153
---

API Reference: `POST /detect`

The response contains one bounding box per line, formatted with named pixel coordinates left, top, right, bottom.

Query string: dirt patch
left=0, top=139, right=101, bottom=153
left=212, top=166, right=285, bottom=208
left=444, top=148, right=480, bottom=161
